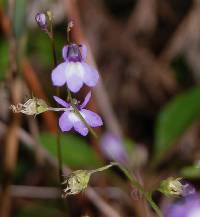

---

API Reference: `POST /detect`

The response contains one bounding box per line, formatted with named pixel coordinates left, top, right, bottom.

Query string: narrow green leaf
left=0, top=41, right=9, bottom=80
left=153, top=86, right=200, bottom=165
left=13, top=0, right=26, bottom=38
left=39, top=133, right=102, bottom=168
left=181, top=165, right=200, bottom=179
left=17, top=203, right=64, bottom=217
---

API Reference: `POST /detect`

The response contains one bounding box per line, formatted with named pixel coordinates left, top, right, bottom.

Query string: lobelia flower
left=51, top=44, right=99, bottom=93
left=53, top=91, right=103, bottom=136
left=100, top=132, right=129, bottom=164
left=182, top=183, right=196, bottom=197
left=165, top=195, right=200, bottom=217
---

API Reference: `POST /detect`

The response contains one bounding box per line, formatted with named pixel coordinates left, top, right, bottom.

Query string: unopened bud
left=158, top=177, right=183, bottom=197
left=62, top=170, right=91, bottom=198
left=10, top=98, right=48, bottom=115
left=35, top=12, right=48, bottom=30
left=67, top=21, right=74, bottom=32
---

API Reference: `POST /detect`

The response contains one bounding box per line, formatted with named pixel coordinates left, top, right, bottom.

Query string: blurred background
left=0, top=0, right=200, bottom=216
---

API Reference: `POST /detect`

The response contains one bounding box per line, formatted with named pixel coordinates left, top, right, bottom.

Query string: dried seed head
left=10, top=98, right=48, bottom=115
left=159, top=177, right=184, bottom=197
left=62, top=170, right=91, bottom=198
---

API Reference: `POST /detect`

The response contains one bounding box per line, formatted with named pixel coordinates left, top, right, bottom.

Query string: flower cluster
left=51, top=40, right=102, bottom=135
left=11, top=16, right=103, bottom=137
left=50, top=28, right=102, bottom=135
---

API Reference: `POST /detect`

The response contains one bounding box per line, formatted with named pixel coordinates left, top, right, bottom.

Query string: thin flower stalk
left=114, top=163, right=163, bottom=217
left=37, top=11, right=63, bottom=183
left=62, top=161, right=163, bottom=216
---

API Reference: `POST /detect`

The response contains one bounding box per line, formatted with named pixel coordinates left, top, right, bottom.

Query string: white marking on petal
left=188, top=207, right=200, bottom=217
left=76, top=62, right=85, bottom=79
left=68, top=112, right=80, bottom=123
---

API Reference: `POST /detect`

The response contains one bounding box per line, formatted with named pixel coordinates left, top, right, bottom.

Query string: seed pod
left=158, top=177, right=183, bottom=197
left=10, top=98, right=48, bottom=116
left=62, top=170, right=91, bottom=198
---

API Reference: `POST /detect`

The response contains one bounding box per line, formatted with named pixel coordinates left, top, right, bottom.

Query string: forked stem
left=97, top=162, right=163, bottom=217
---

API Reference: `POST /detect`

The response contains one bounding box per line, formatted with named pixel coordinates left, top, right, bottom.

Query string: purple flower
left=100, top=132, right=129, bottom=164
left=51, top=44, right=99, bottom=93
left=35, top=12, right=47, bottom=30
left=182, top=183, right=196, bottom=197
left=53, top=92, right=103, bottom=136
left=165, top=195, right=200, bottom=217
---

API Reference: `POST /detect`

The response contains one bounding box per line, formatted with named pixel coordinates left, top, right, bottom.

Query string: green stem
left=113, top=163, right=163, bottom=217
left=90, top=162, right=117, bottom=174
left=48, top=16, right=63, bottom=183
left=51, top=38, right=57, bottom=67
left=56, top=88, right=63, bottom=184
left=49, top=18, right=57, bottom=67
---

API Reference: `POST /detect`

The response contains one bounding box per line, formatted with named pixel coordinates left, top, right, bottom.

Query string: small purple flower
left=182, top=183, right=196, bottom=197
left=165, top=195, right=200, bottom=217
left=51, top=44, right=99, bottom=93
left=35, top=12, right=47, bottom=30
left=53, top=92, right=103, bottom=136
left=100, top=132, right=129, bottom=164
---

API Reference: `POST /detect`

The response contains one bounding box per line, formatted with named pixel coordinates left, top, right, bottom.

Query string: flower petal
left=73, top=119, right=89, bottom=136
left=81, top=109, right=103, bottom=127
left=82, top=63, right=99, bottom=87
left=66, top=63, right=83, bottom=93
left=80, top=91, right=91, bottom=109
left=100, top=132, right=129, bottom=164
left=80, top=44, right=87, bottom=61
left=53, top=96, right=69, bottom=108
left=62, top=45, right=68, bottom=61
left=59, top=111, right=73, bottom=132
left=68, top=112, right=89, bottom=136
left=51, top=62, right=68, bottom=86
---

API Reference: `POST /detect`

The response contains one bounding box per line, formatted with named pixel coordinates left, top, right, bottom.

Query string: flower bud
left=35, top=12, right=48, bottom=30
left=10, top=98, right=48, bottom=115
left=62, top=170, right=91, bottom=198
left=67, top=21, right=74, bottom=32
left=159, top=177, right=184, bottom=197
left=100, top=132, right=129, bottom=164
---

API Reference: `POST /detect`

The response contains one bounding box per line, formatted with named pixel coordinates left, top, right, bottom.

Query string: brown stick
left=0, top=1, right=22, bottom=216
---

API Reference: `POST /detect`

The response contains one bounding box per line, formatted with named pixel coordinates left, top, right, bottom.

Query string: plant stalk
left=113, top=163, right=163, bottom=217
left=48, top=15, right=63, bottom=184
